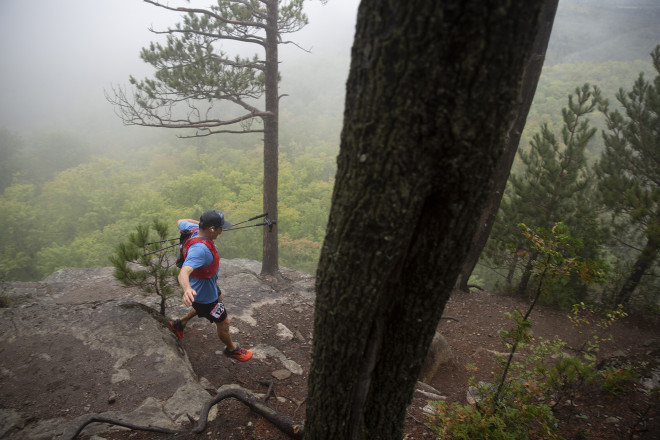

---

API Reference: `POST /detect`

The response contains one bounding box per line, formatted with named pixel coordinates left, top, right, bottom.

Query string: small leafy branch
left=428, top=223, right=610, bottom=439
left=110, top=220, right=179, bottom=315
left=493, top=222, right=601, bottom=405
left=567, top=302, right=627, bottom=360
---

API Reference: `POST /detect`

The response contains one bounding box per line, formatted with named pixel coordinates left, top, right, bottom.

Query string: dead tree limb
left=65, top=385, right=303, bottom=440
left=261, top=380, right=275, bottom=402
left=66, top=414, right=182, bottom=439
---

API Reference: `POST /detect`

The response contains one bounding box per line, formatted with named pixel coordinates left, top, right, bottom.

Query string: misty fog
left=1, top=0, right=659, bottom=283
left=0, top=0, right=359, bottom=148
left=2, top=0, right=659, bottom=151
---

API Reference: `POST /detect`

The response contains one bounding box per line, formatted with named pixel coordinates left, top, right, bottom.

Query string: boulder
left=0, top=260, right=314, bottom=439
left=419, top=331, right=452, bottom=384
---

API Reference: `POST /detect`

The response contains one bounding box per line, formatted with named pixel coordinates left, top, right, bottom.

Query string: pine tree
left=486, top=84, right=607, bottom=304
left=109, top=220, right=179, bottom=315
left=595, top=45, right=660, bottom=306
left=107, top=1, right=308, bottom=275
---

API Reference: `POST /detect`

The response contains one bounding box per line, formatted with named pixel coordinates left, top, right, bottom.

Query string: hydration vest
left=177, top=229, right=219, bottom=279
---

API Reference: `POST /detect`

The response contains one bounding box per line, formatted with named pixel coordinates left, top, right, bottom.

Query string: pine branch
left=143, top=0, right=267, bottom=31
left=149, top=26, right=266, bottom=48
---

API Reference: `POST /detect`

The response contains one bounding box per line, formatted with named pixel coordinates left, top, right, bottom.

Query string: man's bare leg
left=215, top=318, right=236, bottom=352
left=180, top=308, right=197, bottom=327
left=216, top=318, right=253, bottom=361
left=170, top=309, right=196, bottom=339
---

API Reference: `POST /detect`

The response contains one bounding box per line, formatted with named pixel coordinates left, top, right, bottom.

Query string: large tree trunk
left=261, top=0, right=279, bottom=275
left=455, top=0, right=559, bottom=291
left=304, top=1, right=547, bottom=439
left=615, top=236, right=659, bottom=305
left=516, top=250, right=538, bottom=297
left=506, top=254, right=519, bottom=288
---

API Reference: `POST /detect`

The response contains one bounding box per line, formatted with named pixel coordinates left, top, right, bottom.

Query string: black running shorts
left=192, top=299, right=228, bottom=323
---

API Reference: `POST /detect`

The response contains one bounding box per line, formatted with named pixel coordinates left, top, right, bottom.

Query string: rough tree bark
left=455, top=0, right=559, bottom=291
left=615, top=235, right=659, bottom=305
left=304, top=1, right=547, bottom=439
left=261, top=0, right=280, bottom=275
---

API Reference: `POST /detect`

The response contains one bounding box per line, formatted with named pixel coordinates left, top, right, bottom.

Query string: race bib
left=210, top=302, right=225, bottom=318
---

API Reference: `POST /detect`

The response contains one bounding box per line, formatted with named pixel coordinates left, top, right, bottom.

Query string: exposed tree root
left=439, top=316, right=459, bottom=322
left=65, top=385, right=304, bottom=440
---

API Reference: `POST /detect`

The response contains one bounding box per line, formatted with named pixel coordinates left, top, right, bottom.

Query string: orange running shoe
left=169, top=319, right=185, bottom=339
left=223, top=345, right=253, bottom=362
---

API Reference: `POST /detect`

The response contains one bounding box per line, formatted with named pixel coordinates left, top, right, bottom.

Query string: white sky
left=0, top=0, right=359, bottom=132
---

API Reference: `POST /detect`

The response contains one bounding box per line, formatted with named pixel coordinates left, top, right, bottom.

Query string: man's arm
left=177, top=219, right=199, bottom=228
left=178, top=265, right=197, bottom=306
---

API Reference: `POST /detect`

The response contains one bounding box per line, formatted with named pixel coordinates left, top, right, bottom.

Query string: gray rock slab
left=0, top=259, right=315, bottom=440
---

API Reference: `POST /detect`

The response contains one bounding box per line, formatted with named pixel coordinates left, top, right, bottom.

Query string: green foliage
left=429, top=398, right=562, bottom=440
left=520, top=223, right=605, bottom=289
left=429, top=323, right=638, bottom=439
left=599, top=365, right=636, bottom=395
left=36, top=236, right=112, bottom=280
left=537, top=347, right=598, bottom=405
left=519, top=59, right=655, bottom=172
left=109, top=220, right=180, bottom=315
left=114, top=0, right=308, bottom=135
left=567, top=302, right=628, bottom=330
left=472, top=59, right=655, bottom=293
left=2, top=32, right=658, bottom=306
left=509, top=240, right=629, bottom=399
left=484, top=84, right=608, bottom=303
left=430, top=340, right=566, bottom=439
left=279, top=233, right=322, bottom=274
left=476, top=50, right=660, bottom=309
left=40, top=158, right=139, bottom=239
left=497, top=309, right=533, bottom=349
left=491, top=224, right=603, bottom=403
left=594, top=45, right=660, bottom=307
left=0, top=133, right=333, bottom=281
left=534, top=302, right=634, bottom=400
left=16, top=130, right=92, bottom=186
left=0, top=184, right=42, bottom=280
left=161, top=171, right=225, bottom=208
left=428, top=227, right=633, bottom=439
left=0, top=127, right=22, bottom=192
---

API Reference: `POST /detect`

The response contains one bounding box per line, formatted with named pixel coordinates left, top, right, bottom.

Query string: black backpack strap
left=175, top=229, right=196, bottom=268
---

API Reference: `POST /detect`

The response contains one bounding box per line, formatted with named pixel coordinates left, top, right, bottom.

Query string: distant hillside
left=546, top=0, right=660, bottom=64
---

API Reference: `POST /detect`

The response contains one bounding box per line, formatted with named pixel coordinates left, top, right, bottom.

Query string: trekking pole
left=143, top=241, right=180, bottom=257
left=143, top=213, right=274, bottom=256
left=224, top=216, right=277, bottom=232
left=143, top=217, right=276, bottom=256
left=229, top=213, right=268, bottom=228
left=144, top=213, right=268, bottom=245
left=144, top=237, right=179, bottom=246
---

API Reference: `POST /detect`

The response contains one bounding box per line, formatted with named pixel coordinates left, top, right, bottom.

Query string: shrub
left=109, top=220, right=179, bottom=315
left=429, top=394, right=562, bottom=439
left=426, top=223, right=632, bottom=439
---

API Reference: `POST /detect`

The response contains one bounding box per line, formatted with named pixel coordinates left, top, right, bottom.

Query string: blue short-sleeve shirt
left=179, top=221, right=219, bottom=304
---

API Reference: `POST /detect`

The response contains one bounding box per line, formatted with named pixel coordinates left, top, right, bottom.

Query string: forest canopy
left=1, top=0, right=659, bottom=311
